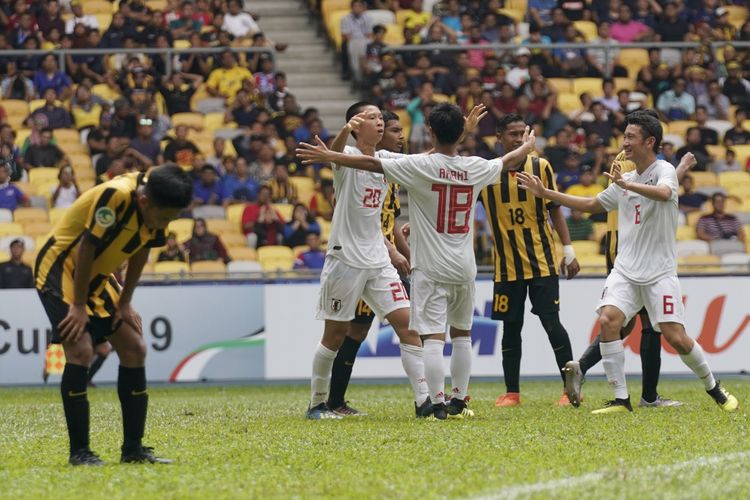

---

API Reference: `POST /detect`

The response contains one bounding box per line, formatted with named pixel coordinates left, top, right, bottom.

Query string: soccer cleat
left=306, top=402, right=343, bottom=420
left=638, top=395, right=684, bottom=408
left=330, top=402, right=367, bottom=417
left=415, top=398, right=432, bottom=418
left=69, top=449, right=104, bottom=466
left=591, top=397, right=634, bottom=414
left=557, top=392, right=571, bottom=407
left=707, top=382, right=739, bottom=412
left=495, top=392, right=521, bottom=407
left=121, top=446, right=173, bottom=464
left=562, top=361, right=584, bottom=408
left=446, top=398, right=475, bottom=419
left=423, top=403, right=448, bottom=420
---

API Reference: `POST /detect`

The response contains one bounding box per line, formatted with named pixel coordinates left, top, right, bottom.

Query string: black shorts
left=351, top=276, right=411, bottom=326
left=38, top=291, right=119, bottom=345
left=491, top=275, right=560, bottom=322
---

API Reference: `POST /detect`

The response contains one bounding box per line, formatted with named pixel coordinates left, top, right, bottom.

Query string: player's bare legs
left=447, top=327, right=474, bottom=418
left=60, top=334, right=96, bottom=463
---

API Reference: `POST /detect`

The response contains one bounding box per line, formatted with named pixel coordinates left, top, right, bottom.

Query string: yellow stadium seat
left=95, top=14, right=112, bottom=31
left=557, top=92, right=581, bottom=113
left=13, top=207, right=48, bottom=223
left=2, top=100, right=29, bottom=128
left=190, top=260, right=227, bottom=274
left=69, top=153, right=93, bottom=170
left=725, top=6, right=748, bottom=23
left=730, top=145, right=750, bottom=168
left=573, top=20, right=598, bottom=41
left=667, top=120, right=697, bottom=138
left=204, top=112, right=226, bottom=131
left=617, top=48, right=650, bottom=78
left=54, top=128, right=81, bottom=145
left=257, top=245, right=294, bottom=271
left=293, top=245, right=310, bottom=256
left=326, top=10, right=349, bottom=50
left=153, top=261, right=190, bottom=274
left=547, top=78, right=572, bottom=94
left=497, top=8, right=524, bottom=23
left=14, top=128, right=31, bottom=147
left=195, top=139, right=215, bottom=157
left=689, top=171, right=719, bottom=188
left=727, top=184, right=750, bottom=200
left=146, top=0, right=167, bottom=10
left=226, top=203, right=247, bottom=228
left=383, top=23, right=405, bottom=45
left=572, top=78, right=603, bottom=97
left=0, top=222, right=24, bottom=237
left=317, top=218, right=331, bottom=241
left=228, top=246, right=257, bottom=261
left=23, top=221, right=52, bottom=237
left=206, top=218, right=238, bottom=234
left=676, top=225, right=696, bottom=241
left=571, top=240, right=600, bottom=257
left=0, top=250, right=8, bottom=261
left=168, top=218, right=194, bottom=242
left=289, top=177, right=315, bottom=206
left=91, top=83, right=122, bottom=102
left=679, top=254, right=723, bottom=274
left=577, top=254, right=607, bottom=274
left=35, top=181, right=58, bottom=200
left=718, top=171, right=750, bottom=189
left=172, top=112, right=205, bottom=130
left=706, top=144, right=725, bottom=159
left=272, top=203, right=294, bottom=221
left=22, top=249, right=37, bottom=268
left=220, top=232, right=247, bottom=248
left=592, top=222, right=607, bottom=243
left=322, top=0, right=350, bottom=18
left=173, top=39, right=191, bottom=50
left=48, top=207, right=67, bottom=225
left=482, top=136, right=498, bottom=150
left=29, top=168, right=60, bottom=185
left=12, top=182, right=31, bottom=197
left=614, top=77, right=635, bottom=91
left=29, top=99, right=46, bottom=113
left=85, top=1, right=113, bottom=14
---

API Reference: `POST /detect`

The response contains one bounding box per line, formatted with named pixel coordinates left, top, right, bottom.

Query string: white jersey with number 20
left=381, top=153, right=504, bottom=284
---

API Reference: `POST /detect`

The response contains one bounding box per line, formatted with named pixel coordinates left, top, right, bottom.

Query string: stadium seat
left=667, top=120, right=697, bottom=137
left=206, top=218, right=237, bottom=234
left=676, top=225, right=696, bottom=241
left=679, top=254, right=723, bottom=274
left=571, top=240, right=599, bottom=257
left=718, top=171, right=750, bottom=189
left=2, top=100, right=29, bottom=127
left=326, top=10, right=350, bottom=50
left=556, top=93, right=580, bottom=113
left=676, top=239, right=709, bottom=257
left=576, top=254, right=607, bottom=274
left=573, top=20, right=598, bottom=41
left=613, top=77, right=635, bottom=91
left=273, top=203, right=294, bottom=221
left=367, top=9, right=396, bottom=25
left=145, top=0, right=167, bottom=10
left=731, top=145, right=750, bottom=168
left=23, top=221, right=52, bottom=238
left=13, top=207, right=48, bottom=223
left=617, top=48, right=649, bottom=78
left=54, top=129, right=82, bottom=144
left=0, top=235, right=33, bottom=252
left=705, top=120, right=733, bottom=141
left=0, top=249, right=8, bottom=261
left=172, top=112, right=205, bottom=130
left=322, top=0, right=350, bottom=19
left=725, top=6, right=748, bottom=23
left=226, top=204, right=247, bottom=229
left=227, top=260, right=263, bottom=273
left=482, top=136, right=498, bottom=150
left=592, top=222, right=607, bottom=243
left=293, top=245, right=310, bottom=256
left=220, top=233, right=247, bottom=248
left=258, top=245, right=295, bottom=271
left=153, top=261, right=190, bottom=275
left=721, top=252, right=750, bottom=272
left=688, top=172, right=719, bottom=189
left=228, top=246, right=257, bottom=261
left=0, top=222, right=24, bottom=238
left=546, top=78, right=572, bottom=94
left=709, top=239, right=745, bottom=256
left=168, top=218, right=195, bottom=242
left=28, top=168, right=60, bottom=185
left=289, top=177, right=315, bottom=206
left=190, top=261, right=227, bottom=275
left=382, top=23, right=405, bottom=45
left=91, top=83, right=122, bottom=102
left=497, top=8, right=524, bottom=23
left=0, top=209, right=12, bottom=222
left=317, top=218, right=331, bottom=241
left=203, top=112, right=226, bottom=132
left=193, top=205, right=226, bottom=220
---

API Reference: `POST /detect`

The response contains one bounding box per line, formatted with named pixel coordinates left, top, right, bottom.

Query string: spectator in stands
left=697, top=193, right=745, bottom=242
left=222, top=0, right=260, bottom=40
left=362, top=25, right=387, bottom=82
left=38, top=0, right=65, bottom=35
left=1, top=60, right=34, bottom=101
left=206, top=49, right=253, bottom=105
left=29, top=88, right=72, bottom=130
left=233, top=131, right=265, bottom=163
left=192, top=164, right=224, bottom=207
left=157, top=232, right=187, bottom=263
left=566, top=164, right=603, bottom=197
left=169, top=1, right=204, bottom=39
left=110, top=98, right=137, bottom=138
left=660, top=141, right=678, bottom=167
left=611, top=4, right=652, bottom=42
left=186, top=217, right=231, bottom=263
left=101, top=12, right=138, bottom=49
left=48, top=164, right=80, bottom=209
left=267, top=164, right=298, bottom=204
left=655, top=1, right=689, bottom=42
left=95, top=136, right=122, bottom=177
left=529, top=0, right=557, bottom=28
left=293, top=109, right=330, bottom=143
left=543, top=126, right=574, bottom=170
left=283, top=203, right=320, bottom=248
left=697, top=79, right=730, bottom=120
left=583, top=102, right=615, bottom=145
left=130, top=117, right=163, bottom=166
left=506, top=48, right=531, bottom=89
left=159, top=72, right=202, bottom=116
left=293, top=233, right=325, bottom=270
left=87, top=112, right=112, bottom=157
left=0, top=163, right=29, bottom=211
left=720, top=62, right=750, bottom=108
left=341, top=0, right=373, bottom=83
left=693, top=106, right=719, bottom=146
left=271, top=94, right=303, bottom=138
left=227, top=88, right=260, bottom=128
left=24, top=128, right=68, bottom=168
left=65, top=1, right=99, bottom=34
left=587, top=22, right=625, bottom=78
left=140, top=9, right=172, bottom=47
left=70, top=85, right=102, bottom=132
left=241, top=184, right=284, bottom=248
left=249, top=144, right=277, bottom=185
left=0, top=126, right=22, bottom=181
left=0, top=238, right=33, bottom=289
left=723, top=109, right=750, bottom=147
left=566, top=209, right=595, bottom=241
left=676, top=128, right=712, bottom=171
left=9, top=12, right=37, bottom=49
left=712, top=148, right=741, bottom=174
left=222, top=156, right=258, bottom=203
left=164, top=125, right=200, bottom=167
left=553, top=24, right=588, bottom=77
left=540, top=8, right=568, bottom=43
left=309, top=172, right=334, bottom=221
left=556, top=152, right=582, bottom=192
left=206, top=138, right=227, bottom=170
left=384, top=71, right=414, bottom=110
left=678, top=174, right=707, bottom=215
left=657, top=78, right=696, bottom=121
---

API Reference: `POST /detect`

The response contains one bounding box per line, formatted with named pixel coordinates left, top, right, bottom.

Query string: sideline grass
left=1, top=379, right=748, bottom=499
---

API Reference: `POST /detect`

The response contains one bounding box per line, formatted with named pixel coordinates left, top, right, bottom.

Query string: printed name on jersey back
left=439, top=168, right=469, bottom=181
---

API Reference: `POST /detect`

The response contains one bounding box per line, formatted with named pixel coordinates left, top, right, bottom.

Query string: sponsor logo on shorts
left=554, top=299, right=560, bottom=305
left=331, top=299, right=342, bottom=312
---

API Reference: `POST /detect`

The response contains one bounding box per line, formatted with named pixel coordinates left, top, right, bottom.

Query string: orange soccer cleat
left=495, top=392, right=521, bottom=407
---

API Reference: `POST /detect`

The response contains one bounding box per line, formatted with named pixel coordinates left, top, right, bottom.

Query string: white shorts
left=409, top=269, right=475, bottom=335
left=315, top=257, right=409, bottom=322
left=596, top=269, right=685, bottom=332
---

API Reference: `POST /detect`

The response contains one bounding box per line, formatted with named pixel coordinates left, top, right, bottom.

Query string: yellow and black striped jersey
left=481, top=155, right=560, bottom=282
left=604, top=151, right=637, bottom=272
left=266, top=178, right=298, bottom=204
left=35, top=173, right=166, bottom=317
left=381, top=182, right=401, bottom=244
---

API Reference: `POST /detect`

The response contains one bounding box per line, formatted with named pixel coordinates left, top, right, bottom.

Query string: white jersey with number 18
left=381, top=153, right=504, bottom=284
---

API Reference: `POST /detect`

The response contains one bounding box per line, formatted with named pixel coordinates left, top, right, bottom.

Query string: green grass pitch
left=1, top=379, right=749, bottom=499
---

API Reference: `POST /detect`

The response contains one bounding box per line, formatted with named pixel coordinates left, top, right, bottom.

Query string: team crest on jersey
left=95, top=207, right=115, bottom=228
left=331, top=298, right=342, bottom=312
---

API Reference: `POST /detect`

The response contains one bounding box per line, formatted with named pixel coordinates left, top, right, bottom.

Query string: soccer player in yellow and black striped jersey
left=480, top=114, right=580, bottom=407
left=35, top=164, right=192, bottom=465
left=327, top=109, right=413, bottom=416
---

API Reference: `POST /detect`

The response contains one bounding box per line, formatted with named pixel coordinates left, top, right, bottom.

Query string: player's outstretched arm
left=330, top=111, right=367, bottom=153
left=517, top=171, right=606, bottom=214
left=297, top=136, right=384, bottom=173
left=675, top=151, right=697, bottom=183
left=498, top=126, right=536, bottom=171
left=604, top=163, right=671, bottom=202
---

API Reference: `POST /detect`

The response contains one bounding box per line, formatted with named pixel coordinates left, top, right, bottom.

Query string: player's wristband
left=563, top=245, right=576, bottom=265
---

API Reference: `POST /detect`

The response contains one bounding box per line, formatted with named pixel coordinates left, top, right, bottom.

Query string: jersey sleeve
left=541, top=160, right=560, bottom=209
left=655, top=163, right=679, bottom=201
left=596, top=183, right=619, bottom=212
left=377, top=150, right=407, bottom=160
left=84, top=187, right=131, bottom=244
left=381, top=156, right=417, bottom=189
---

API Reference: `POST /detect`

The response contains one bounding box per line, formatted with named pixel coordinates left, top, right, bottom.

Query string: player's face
left=357, top=105, right=384, bottom=145
left=498, top=121, right=527, bottom=152
left=622, top=124, right=654, bottom=160
left=378, top=119, right=403, bottom=152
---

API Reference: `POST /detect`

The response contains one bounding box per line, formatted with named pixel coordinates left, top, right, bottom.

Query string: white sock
left=399, top=343, right=429, bottom=403
left=310, top=342, right=337, bottom=406
left=423, top=339, right=446, bottom=404
left=600, top=340, right=628, bottom=400
left=450, top=336, right=472, bottom=401
left=679, top=342, right=716, bottom=391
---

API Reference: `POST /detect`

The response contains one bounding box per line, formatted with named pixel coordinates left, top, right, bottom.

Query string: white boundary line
left=474, top=451, right=750, bottom=499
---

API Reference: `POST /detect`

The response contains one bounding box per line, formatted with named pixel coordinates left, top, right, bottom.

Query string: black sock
left=579, top=334, right=602, bottom=375
left=87, top=354, right=107, bottom=382
left=640, top=327, right=661, bottom=403
left=540, top=314, right=574, bottom=384
left=328, top=336, right=361, bottom=409
left=117, top=366, right=148, bottom=452
left=501, top=321, right=523, bottom=393
left=60, top=363, right=90, bottom=454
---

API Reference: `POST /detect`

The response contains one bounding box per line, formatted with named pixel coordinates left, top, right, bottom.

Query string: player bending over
left=298, top=103, right=536, bottom=419
left=517, top=111, right=738, bottom=413
left=35, top=164, right=193, bottom=465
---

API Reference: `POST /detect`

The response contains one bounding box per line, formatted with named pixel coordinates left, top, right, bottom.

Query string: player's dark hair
left=625, top=112, right=662, bottom=153
left=427, top=103, right=464, bottom=145
left=145, top=163, right=193, bottom=209
left=497, top=113, right=525, bottom=133
left=382, top=110, right=399, bottom=123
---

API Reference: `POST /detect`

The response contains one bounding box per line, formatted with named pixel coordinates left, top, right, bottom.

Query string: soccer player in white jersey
left=298, top=103, right=536, bottom=419
left=306, top=102, right=429, bottom=420
left=517, top=111, right=739, bottom=414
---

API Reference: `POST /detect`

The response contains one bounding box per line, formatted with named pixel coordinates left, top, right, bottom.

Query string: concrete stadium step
left=256, top=16, right=315, bottom=31
left=287, top=72, right=346, bottom=86
left=245, top=0, right=301, bottom=13
left=262, top=29, right=323, bottom=45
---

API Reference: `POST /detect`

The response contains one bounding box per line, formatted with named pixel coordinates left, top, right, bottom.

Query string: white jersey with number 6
left=596, top=159, right=679, bottom=285
left=381, top=153, right=504, bottom=284
left=327, top=145, right=391, bottom=269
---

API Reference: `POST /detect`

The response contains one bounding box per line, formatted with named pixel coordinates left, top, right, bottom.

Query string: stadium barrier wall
left=1, top=276, right=748, bottom=384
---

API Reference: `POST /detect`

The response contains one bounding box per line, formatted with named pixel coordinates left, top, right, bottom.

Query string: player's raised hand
left=346, top=111, right=367, bottom=134
left=520, top=126, right=536, bottom=154
left=464, top=104, right=488, bottom=134
left=58, top=305, right=89, bottom=343
left=296, top=135, right=332, bottom=165
left=516, top=171, right=545, bottom=197
left=675, top=151, right=697, bottom=182
left=604, top=162, right=629, bottom=189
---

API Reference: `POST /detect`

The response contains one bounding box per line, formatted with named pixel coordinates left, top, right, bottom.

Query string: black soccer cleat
left=446, top=398, right=475, bottom=419
left=69, top=449, right=105, bottom=466
left=591, top=397, right=634, bottom=414
left=707, top=381, right=739, bottom=412
left=121, top=445, right=173, bottom=464
left=415, top=397, right=432, bottom=418
left=425, top=402, right=448, bottom=420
